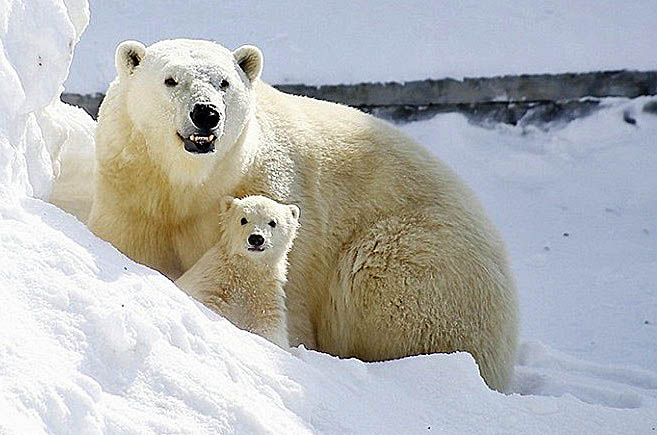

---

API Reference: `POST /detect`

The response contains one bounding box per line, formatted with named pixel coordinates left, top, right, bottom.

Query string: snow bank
left=2, top=0, right=657, bottom=433
left=0, top=0, right=93, bottom=205
left=65, top=0, right=657, bottom=94
left=2, top=196, right=656, bottom=433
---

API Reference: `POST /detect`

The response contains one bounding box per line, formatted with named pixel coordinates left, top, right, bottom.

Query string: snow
left=410, top=100, right=657, bottom=414
left=1, top=195, right=656, bottom=433
left=64, top=0, right=657, bottom=94
left=39, top=101, right=95, bottom=222
left=1, top=0, right=657, bottom=433
left=413, top=101, right=657, bottom=374
left=0, top=0, right=91, bottom=200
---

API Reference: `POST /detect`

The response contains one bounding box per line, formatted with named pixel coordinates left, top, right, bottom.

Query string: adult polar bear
left=89, top=39, right=518, bottom=392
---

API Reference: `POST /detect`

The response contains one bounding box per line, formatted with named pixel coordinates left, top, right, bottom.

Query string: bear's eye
left=240, top=217, right=248, bottom=226
left=164, top=77, right=178, bottom=87
left=220, top=79, right=229, bottom=89
left=268, top=220, right=276, bottom=228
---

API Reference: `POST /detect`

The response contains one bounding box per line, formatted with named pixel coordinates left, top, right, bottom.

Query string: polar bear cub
left=176, top=195, right=300, bottom=348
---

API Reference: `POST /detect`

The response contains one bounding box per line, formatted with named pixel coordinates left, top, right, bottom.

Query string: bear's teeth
left=188, top=134, right=215, bottom=143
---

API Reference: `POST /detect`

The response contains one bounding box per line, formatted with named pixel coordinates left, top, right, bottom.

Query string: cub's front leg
left=175, top=244, right=290, bottom=349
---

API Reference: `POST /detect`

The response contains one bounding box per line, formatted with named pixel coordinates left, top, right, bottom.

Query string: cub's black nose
left=248, top=234, right=264, bottom=247
left=190, top=103, right=220, bottom=130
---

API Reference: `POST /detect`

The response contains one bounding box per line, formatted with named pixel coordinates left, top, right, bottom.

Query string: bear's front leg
left=88, top=205, right=182, bottom=279
left=244, top=293, right=289, bottom=349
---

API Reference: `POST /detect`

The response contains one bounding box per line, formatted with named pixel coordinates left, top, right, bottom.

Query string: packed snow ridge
left=1, top=0, right=656, bottom=433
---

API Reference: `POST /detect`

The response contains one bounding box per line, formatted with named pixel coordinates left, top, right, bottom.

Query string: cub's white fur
left=176, top=195, right=299, bottom=348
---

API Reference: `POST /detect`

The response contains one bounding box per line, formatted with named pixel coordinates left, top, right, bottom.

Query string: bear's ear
left=288, top=204, right=300, bottom=220
left=233, top=45, right=263, bottom=83
left=115, top=40, right=146, bottom=77
left=220, top=196, right=235, bottom=214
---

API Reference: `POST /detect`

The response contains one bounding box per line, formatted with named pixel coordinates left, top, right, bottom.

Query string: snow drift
left=0, top=0, right=95, bottom=218
left=1, top=0, right=656, bottom=433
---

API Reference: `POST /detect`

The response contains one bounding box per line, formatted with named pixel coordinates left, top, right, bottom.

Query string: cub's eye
left=268, top=220, right=277, bottom=228
left=220, top=79, right=229, bottom=89
left=240, top=217, right=248, bottom=226
left=164, top=77, right=178, bottom=87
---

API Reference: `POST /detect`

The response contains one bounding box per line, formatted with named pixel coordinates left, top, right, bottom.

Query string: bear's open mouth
left=177, top=132, right=217, bottom=154
left=247, top=247, right=265, bottom=252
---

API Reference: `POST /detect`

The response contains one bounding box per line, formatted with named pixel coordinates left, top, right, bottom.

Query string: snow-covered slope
left=2, top=0, right=657, bottom=433
left=65, top=0, right=657, bottom=94
left=5, top=194, right=655, bottom=433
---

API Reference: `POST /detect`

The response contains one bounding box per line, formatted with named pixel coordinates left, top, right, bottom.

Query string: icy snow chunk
left=3, top=0, right=77, bottom=113
left=38, top=100, right=96, bottom=221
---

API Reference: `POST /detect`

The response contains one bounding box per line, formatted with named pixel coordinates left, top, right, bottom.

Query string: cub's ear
left=288, top=204, right=300, bottom=220
left=220, top=196, right=235, bottom=214
left=233, top=45, right=263, bottom=83
left=115, top=40, right=146, bottom=77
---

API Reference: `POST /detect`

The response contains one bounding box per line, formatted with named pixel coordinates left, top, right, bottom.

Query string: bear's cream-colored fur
left=175, top=195, right=299, bottom=348
left=89, top=39, right=518, bottom=391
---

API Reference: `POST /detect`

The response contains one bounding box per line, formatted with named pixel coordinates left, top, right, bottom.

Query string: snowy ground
left=65, top=0, right=657, bottom=94
left=408, top=100, right=657, bottom=409
left=2, top=0, right=657, bottom=433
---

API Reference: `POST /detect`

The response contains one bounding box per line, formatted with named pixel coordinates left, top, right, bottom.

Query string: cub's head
left=114, top=39, right=263, bottom=184
left=220, top=195, right=300, bottom=262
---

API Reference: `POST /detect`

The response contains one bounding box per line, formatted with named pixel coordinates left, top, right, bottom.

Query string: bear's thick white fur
left=175, top=195, right=299, bottom=349
left=89, top=38, right=518, bottom=391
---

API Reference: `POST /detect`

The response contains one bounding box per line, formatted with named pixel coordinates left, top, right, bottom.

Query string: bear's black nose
left=248, top=234, right=264, bottom=247
left=190, top=103, right=220, bottom=130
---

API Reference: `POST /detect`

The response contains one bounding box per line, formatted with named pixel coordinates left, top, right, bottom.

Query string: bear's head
left=220, top=195, right=300, bottom=263
left=114, top=39, right=263, bottom=184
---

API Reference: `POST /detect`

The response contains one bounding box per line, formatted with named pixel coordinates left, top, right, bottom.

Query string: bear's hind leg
left=319, top=210, right=517, bottom=392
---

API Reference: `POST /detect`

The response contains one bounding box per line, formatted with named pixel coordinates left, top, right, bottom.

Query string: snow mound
left=0, top=0, right=93, bottom=203
left=2, top=198, right=656, bottom=433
